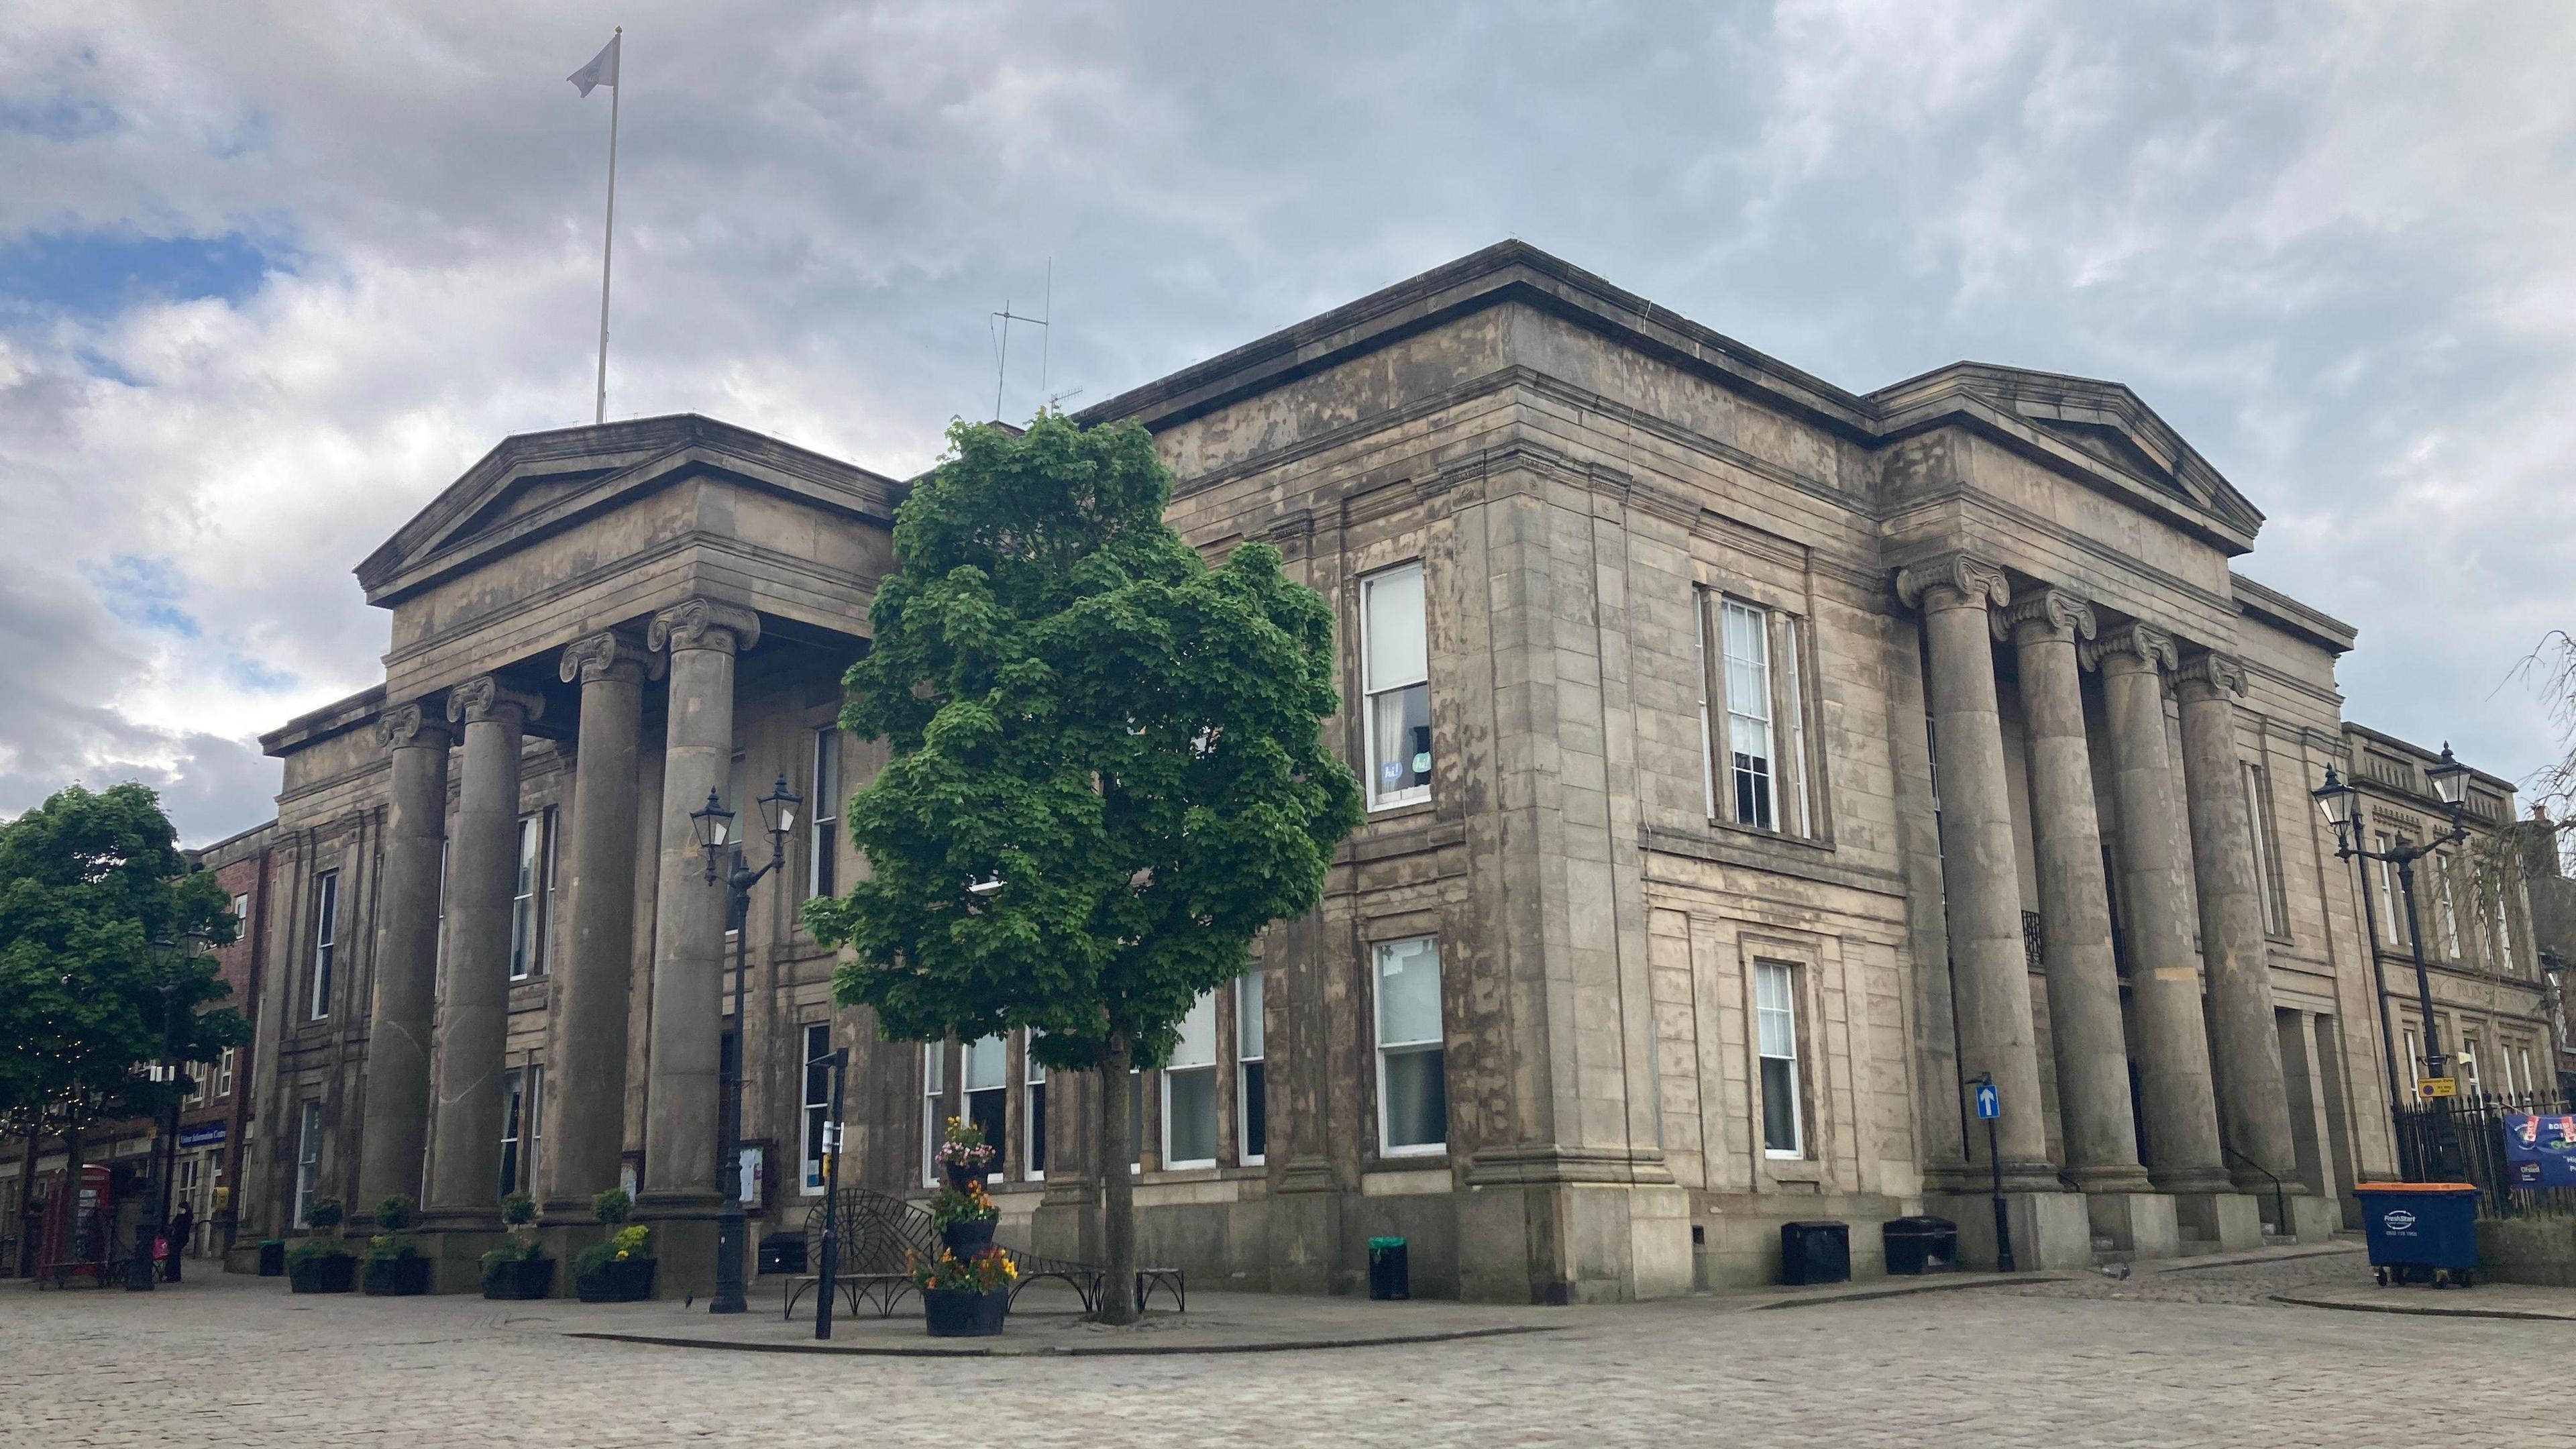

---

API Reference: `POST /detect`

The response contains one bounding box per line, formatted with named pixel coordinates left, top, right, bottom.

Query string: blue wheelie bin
left=2355, top=1182, right=2481, bottom=1288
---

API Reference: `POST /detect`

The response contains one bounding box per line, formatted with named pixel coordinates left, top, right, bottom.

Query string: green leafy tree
left=807, top=414, right=1361, bottom=1322
left=0, top=784, right=246, bottom=1247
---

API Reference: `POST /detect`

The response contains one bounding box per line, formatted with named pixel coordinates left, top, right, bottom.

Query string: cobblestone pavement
left=4, top=1255, right=2534, bottom=1448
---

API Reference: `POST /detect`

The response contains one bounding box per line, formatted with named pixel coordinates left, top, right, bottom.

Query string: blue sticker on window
left=1381, top=760, right=1403, bottom=783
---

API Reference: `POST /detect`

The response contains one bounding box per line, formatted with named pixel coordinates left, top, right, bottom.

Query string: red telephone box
left=35, top=1164, right=115, bottom=1288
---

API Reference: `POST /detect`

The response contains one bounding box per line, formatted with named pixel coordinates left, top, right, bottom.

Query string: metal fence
left=2392, top=1091, right=2576, bottom=1218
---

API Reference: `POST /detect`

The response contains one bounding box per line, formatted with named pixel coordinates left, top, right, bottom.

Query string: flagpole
left=594, top=28, right=621, bottom=426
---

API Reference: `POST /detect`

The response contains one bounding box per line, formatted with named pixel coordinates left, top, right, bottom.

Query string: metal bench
left=783, top=1186, right=1181, bottom=1321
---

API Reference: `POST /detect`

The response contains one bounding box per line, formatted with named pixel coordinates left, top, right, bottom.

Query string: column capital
left=1894, top=551, right=2010, bottom=612
left=446, top=675, right=545, bottom=728
left=559, top=629, right=663, bottom=686
left=647, top=596, right=761, bottom=656
left=2004, top=587, right=2097, bottom=645
left=2174, top=649, right=2249, bottom=700
left=2082, top=621, right=2177, bottom=675
left=374, top=700, right=453, bottom=752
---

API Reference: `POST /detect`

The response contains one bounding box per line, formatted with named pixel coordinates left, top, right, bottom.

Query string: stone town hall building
left=213, top=243, right=2538, bottom=1302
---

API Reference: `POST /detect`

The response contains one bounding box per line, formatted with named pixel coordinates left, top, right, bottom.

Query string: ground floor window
left=1755, top=961, right=1805, bottom=1158
left=922, top=1043, right=945, bottom=1187
left=1238, top=971, right=1267, bottom=1165
left=292, top=1100, right=323, bottom=1229
left=1373, top=937, right=1446, bottom=1155
left=1164, top=993, right=1219, bottom=1169
left=800, top=1024, right=832, bottom=1194
left=1025, top=1034, right=1047, bottom=1181
left=965, top=1035, right=1008, bottom=1177
left=499, top=1067, right=542, bottom=1198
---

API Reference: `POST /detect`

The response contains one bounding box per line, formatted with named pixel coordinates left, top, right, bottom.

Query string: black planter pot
left=288, top=1254, right=355, bottom=1294
left=943, top=1163, right=990, bottom=1192
left=940, top=1218, right=998, bottom=1254
left=362, top=1254, right=432, bottom=1296
left=482, top=1256, right=556, bottom=1300
left=576, top=1256, right=657, bottom=1303
left=922, top=1286, right=1009, bottom=1337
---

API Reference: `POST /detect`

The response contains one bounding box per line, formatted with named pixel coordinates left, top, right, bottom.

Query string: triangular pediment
left=355, top=413, right=904, bottom=606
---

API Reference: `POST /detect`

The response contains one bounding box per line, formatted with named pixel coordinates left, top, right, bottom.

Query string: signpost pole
left=814, top=1047, right=847, bottom=1342
left=1970, top=1073, right=2015, bottom=1273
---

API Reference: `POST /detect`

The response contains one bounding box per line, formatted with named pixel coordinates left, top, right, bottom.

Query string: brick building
left=195, top=242, right=2546, bottom=1300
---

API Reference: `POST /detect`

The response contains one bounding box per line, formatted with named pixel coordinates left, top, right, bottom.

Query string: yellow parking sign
left=2417, top=1075, right=2457, bottom=1099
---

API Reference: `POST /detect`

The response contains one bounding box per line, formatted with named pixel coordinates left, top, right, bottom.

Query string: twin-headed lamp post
left=2312, top=744, right=2472, bottom=1181
left=690, top=774, right=801, bottom=1316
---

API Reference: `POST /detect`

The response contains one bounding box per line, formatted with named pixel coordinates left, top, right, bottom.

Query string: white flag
left=568, top=33, right=620, bottom=97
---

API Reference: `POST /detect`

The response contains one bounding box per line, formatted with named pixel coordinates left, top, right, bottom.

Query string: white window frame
left=213, top=1045, right=235, bottom=1100
left=1359, top=562, right=1432, bottom=812
left=921, top=1042, right=945, bottom=1187
left=231, top=892, right=250, bottom=941
left=1700, top=592, right=1813, bottom=837
left=1373, top=936, right=1447, bottom=1157
left=309, top=870, right=339, bottom=1021
left=508, top=813, right=543, bottom=981
left=1754, top=960, right=1807, bottom=1159
left=2436, top=856, right=2464, bottom=959
left=1161, top=992, right=1219, bottom=1170
left=964, top=1034, right=1008, bottom=1179
left=2404, top=1028, right=2426, bottom=1091
left=1237, top=971, right=1267, bottom=1167
left=800, top=1023, right=832, bottom=1195
left=809, top=727, right=841, bottom=901
left=292, top=1099, right=323, bottom=1229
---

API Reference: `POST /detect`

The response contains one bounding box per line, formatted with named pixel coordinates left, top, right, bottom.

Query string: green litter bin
left=1368, top=1236, right=1409, bottom=1300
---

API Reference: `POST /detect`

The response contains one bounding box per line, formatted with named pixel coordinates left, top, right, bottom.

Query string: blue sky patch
left=87, top=555, right=201, bottom=639
left=0, top=227, right=289, bottom=321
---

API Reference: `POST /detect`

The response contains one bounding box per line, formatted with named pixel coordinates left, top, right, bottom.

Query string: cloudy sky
left=4, top=1, right=2573, bottom=843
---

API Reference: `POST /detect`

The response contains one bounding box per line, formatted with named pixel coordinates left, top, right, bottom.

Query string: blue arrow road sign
left=1974, top=1081, right=2000, bottom=1120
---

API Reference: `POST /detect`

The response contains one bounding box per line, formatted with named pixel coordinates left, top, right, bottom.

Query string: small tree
left=808, top=414, right=1360, bottom=1322
left=0, top=784, right=246, bottom=1244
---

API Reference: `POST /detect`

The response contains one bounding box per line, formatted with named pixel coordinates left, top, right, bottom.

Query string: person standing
left=163, top=1201, right=194, bottom=1283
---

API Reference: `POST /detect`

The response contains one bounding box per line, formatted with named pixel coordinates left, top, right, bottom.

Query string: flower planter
left=577, top=1257, right=657, bottom=1303
left=363, top=1255, right=433, bottom=1296
left=922, top=1285, right=1009, bottom=1337
left=482, top=1257, right=557, bottom=1300
left=940, top=1218, right=998, bottom=1255
left=944, top=1164, right=989, bottom=1192
left=288, top=1254, right=356, bottom=1294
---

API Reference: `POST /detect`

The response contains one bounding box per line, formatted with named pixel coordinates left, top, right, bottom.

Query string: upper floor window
left=309, top=870, right=339, bottom=1021
left=230, top=892, right=250, bottom=943
left=1361, top=563, right=1431, bottom=811
left=213, top=1045, right=235, bottom=1100
left=1700, top=594, right=1813, bottom=837
left=810, top=727, right=841, bottom=900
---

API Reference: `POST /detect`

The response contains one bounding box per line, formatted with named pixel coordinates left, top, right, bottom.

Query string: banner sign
left=178, top=1122, right=227, bottom=1148
left=2504, top=1113, right=2576, bottom=1187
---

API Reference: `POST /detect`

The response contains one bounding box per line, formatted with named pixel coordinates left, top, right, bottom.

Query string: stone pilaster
left=638, top=597, right=757, bottom=1287
left=2175, top=649, right=2302, bottom=1211
left=1896, top=553, right=2058, bottom=1194
left=2084, top=623, right=2237, bottom=1219
left=2006, top=590, right=2153, bottom=1197
left=543, top=631, right=656, bottom=1214
left=425, top=676, right=543, bottom=1222
left=355, top=701, right=452, bottom=1212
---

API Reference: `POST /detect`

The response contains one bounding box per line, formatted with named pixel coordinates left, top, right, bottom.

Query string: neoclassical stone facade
left=232, top=244, right=2496, bottom=1299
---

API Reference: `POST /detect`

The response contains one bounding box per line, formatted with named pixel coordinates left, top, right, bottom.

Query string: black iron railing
left=2392, top=1091, right=2576, bottom=1218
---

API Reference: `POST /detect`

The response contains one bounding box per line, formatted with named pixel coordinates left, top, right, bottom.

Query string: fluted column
left=640, top=597, right=758, bottom=1203
left=2176, top=649, right=2302, bottom=1198
left=1896, top=553, right=2056, bottom=1191
left=543, top=631, right=655, bottom=1211
left=356, top=701, right=452, bottom=1210
left=2085, top=623, right=2230, bottom=1195
left=425, top=676, right=543, bottom=1218
left=2006, top=590, right=2151, bottom=1194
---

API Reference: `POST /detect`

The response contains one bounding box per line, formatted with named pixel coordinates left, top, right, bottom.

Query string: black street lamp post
left=691, top=775, right=800, bottom=1316
left=125, top=933, right=198, bottom=1291
left=814, top=1046, right=847, bottom=1342
left=2313, top=745, right=2474, bottom=1181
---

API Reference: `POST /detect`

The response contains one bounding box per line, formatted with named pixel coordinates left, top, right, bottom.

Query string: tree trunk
left=1094, top=1033, right=1137, bottom=1324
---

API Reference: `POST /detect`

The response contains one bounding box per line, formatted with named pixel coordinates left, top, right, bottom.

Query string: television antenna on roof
left=988, top=260, right=1057, bottom=422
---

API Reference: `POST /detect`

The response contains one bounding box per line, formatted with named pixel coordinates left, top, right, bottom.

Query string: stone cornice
left=446, top=676, right=545, bottom=728
left=2083, top=621, right=2178, bottom=674
left=2003, top=586, right=2096, bottom=645
left=648, top=596, right=761, bottom=656
left=1893, top=551, right=2010, bottom=612
left=559, top=629, right=662, bottom=686
left=373, top=701, right=453, bottom=752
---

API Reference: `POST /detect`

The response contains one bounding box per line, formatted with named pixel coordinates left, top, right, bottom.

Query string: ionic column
left=1895, top=553, right=2056, bottom=1191
left=2084, top=623, right=2230, bottom=1195
left=425, top=675, right=544, bottom=1218
left=356, top=701, right=452, bottom=1210
left=543, top=631, right=655, bottom=1211
left=639, top=598, right=758, bottom=1203
left=2006, top=589, right=2151, bottom=1194
left=2176, top=649, right=2302, bottom=1197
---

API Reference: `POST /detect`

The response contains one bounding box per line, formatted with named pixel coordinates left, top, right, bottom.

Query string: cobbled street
left=3, top=1251, right=2538, bottom=1447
